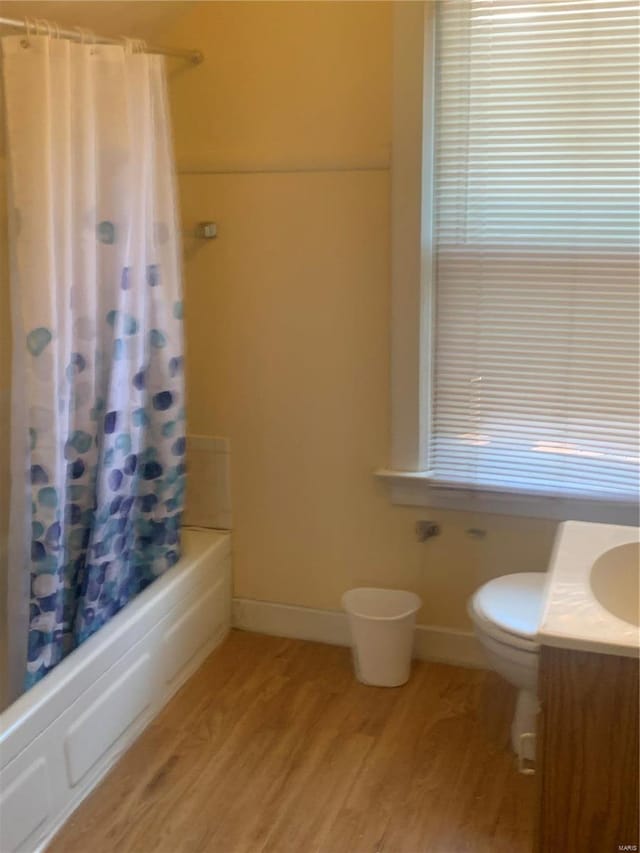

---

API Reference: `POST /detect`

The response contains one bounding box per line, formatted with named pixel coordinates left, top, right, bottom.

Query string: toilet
left=468, top=572, right=546, bottom=766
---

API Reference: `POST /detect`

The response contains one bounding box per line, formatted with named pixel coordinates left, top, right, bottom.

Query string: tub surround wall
left=184, top=435, right=232, bottom=530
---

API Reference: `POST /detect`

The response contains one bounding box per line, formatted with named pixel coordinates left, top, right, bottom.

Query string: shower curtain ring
left=36, top=19, right=53, bottom=39
left=21, top=17, right=34, bottom=47
left=74, top=26, right=94, bottom=47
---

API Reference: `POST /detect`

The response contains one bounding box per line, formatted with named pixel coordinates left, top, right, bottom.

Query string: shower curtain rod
left=0, top=15, right=204, bottom=64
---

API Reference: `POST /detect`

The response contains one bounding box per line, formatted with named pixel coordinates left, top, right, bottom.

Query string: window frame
left=382, top=1, right=638, bottom=525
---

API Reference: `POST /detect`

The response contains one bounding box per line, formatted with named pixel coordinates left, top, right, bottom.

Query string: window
left=386, top=1, right=639, bottom=520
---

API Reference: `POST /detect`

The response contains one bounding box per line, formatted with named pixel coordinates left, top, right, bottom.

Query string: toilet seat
left=470, top=572, right=546, bottom=651
left=469, top=602, right=540, bottom=653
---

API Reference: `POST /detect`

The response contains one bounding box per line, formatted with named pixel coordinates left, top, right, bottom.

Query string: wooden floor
left=49, top=631, right=535, bottom=853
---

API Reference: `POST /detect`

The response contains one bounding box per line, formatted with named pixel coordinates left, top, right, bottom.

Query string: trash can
left=342, top=587, right=422, bottom=687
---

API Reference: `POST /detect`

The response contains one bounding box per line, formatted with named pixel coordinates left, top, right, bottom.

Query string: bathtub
left=0, top=527, right=231, bottom=853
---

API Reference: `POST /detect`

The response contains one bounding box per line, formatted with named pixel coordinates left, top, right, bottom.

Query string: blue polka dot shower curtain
left=1, top=35, right=186, bottom=698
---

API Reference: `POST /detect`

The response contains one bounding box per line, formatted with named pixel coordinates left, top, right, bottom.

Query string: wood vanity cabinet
left=535, top=645, right=640, bottom=853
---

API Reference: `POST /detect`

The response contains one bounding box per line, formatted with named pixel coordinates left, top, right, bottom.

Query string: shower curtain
left=1, top=35, right=186, bottom=700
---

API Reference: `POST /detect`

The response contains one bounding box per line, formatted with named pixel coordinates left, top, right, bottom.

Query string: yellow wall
left=0, top=1, right=558, bottom=635
left=166, top=1, right=390, bottom=172
left=162, top=1, right=557, bottom=630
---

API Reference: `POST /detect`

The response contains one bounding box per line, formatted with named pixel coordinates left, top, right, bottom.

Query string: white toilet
left=468, top=572, right=546, bottom=766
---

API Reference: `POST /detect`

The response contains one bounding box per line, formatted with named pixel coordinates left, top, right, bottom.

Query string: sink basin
left=590, top=542, right=640, bottom=627
left=539, top=522, right=639, bottom=656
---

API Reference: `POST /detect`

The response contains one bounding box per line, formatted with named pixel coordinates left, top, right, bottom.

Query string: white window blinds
left=432, top=0, right=640, bottom=501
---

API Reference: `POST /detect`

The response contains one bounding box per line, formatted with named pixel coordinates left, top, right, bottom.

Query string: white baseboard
left=412, top=623, right=485, bottom=669
left=232, top=598, right=485, bottom=670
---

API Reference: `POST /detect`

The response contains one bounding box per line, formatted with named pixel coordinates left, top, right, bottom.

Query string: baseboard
left=232, top=598, right=486, bottom=670
left=412, top=623, right=485, bottom=669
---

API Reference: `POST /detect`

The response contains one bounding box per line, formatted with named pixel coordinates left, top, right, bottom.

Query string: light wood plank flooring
left=49, top=631, right=535, bottom=853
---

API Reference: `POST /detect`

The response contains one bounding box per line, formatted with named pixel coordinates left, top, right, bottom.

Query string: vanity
left=536, top=523, right=640, bottom=853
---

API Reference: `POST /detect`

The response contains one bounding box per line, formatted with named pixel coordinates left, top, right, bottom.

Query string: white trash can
left=342, top=587, right=422, bottom=687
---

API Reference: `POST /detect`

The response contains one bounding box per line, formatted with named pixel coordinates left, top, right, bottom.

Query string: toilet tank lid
left=473, top=572, right=547, bottom=640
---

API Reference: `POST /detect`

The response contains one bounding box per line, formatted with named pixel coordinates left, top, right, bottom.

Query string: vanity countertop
left=538, top=520, right=640, bottom=658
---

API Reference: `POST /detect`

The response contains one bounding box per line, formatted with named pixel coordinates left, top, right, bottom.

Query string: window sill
left=375, top=469, right=639, bottom=525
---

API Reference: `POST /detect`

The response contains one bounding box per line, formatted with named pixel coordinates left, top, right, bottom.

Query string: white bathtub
left=0, top=527, right=231, bottom=853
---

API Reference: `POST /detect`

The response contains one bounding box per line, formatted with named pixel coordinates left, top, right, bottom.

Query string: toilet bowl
left=468, top=573, right=546, bottom=766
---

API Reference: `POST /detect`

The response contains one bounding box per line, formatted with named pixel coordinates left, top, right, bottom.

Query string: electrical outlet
left=415, top=520, right=440, bottom=541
